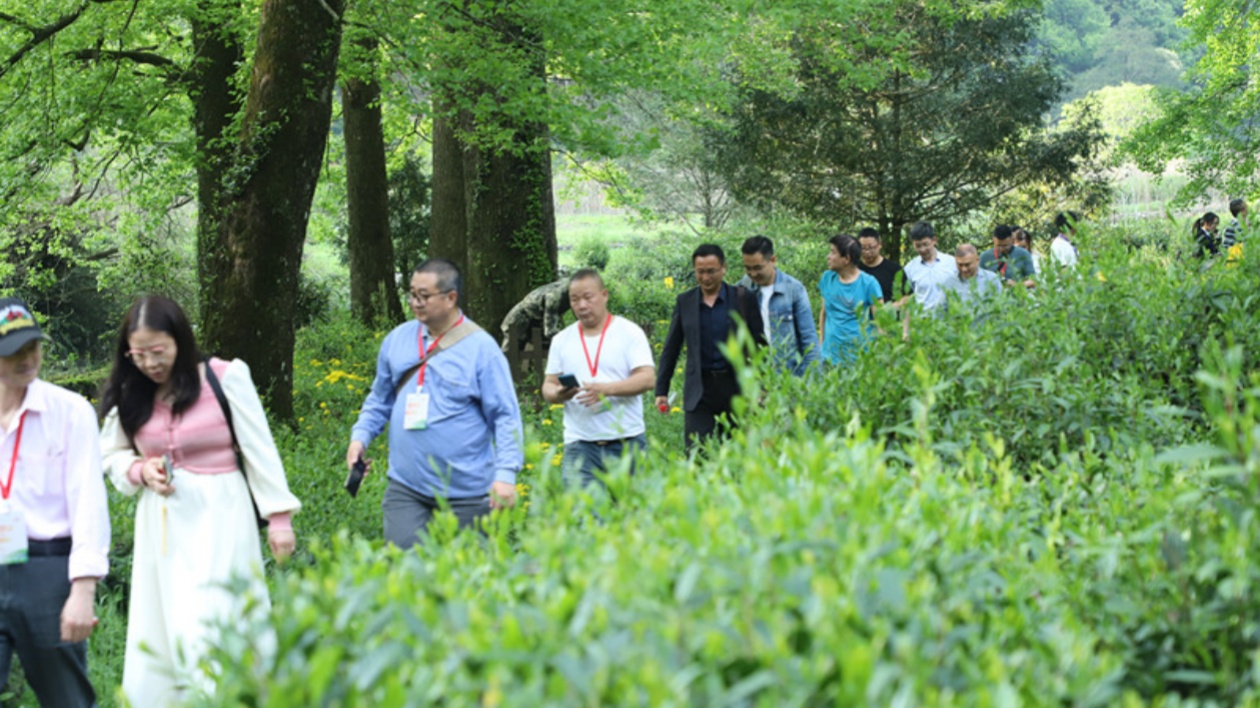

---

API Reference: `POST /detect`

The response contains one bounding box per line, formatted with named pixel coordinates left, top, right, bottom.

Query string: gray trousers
left=382, top=479, right=491, bottom=550
left=0, top=550, right=96, bottom=708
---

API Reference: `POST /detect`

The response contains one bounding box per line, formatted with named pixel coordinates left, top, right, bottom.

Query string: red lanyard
left=2, top=411, right=28, bottom=501
left=416, top=315, right=464, bottom=388
left=994, top=247, right=1008, bottom=276
left=580, top=314, right=614, bottom=377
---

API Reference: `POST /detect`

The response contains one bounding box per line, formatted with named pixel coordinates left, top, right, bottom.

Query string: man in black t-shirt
left=857, top=227, right=909, bottom=304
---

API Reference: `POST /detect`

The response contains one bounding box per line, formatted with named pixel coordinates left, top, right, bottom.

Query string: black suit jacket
left=654, top=282, right=767, bottom=412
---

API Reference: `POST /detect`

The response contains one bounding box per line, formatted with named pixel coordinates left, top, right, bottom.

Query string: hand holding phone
left=558, top=373, right=580, bottom=389
left=162, top=454, right=174, bottom=486
left=344, top=457, right=368, bottom=498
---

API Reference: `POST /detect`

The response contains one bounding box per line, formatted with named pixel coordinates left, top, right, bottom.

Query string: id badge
left=0, top=506, right=29, bottom=565
left=404, top=388, right=431, bottom=430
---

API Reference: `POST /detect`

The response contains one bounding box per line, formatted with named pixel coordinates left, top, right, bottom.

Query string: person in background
left=980, top=224, right=1036, bottom=288
left=655, top=244, right=766, bottom=450
left=0, top=298, right=109, bottom=708
left=857, top=227, right=909, bottom=305
left=1222, top=198, right=1248, bottom=249
left=736, top=235, right=821, bottom=376
left=346, top=258, right=522, bottom=548
left=99, top=295, right=299, bottom=705
left=903, top=221, right=958, bottom=313
left=943, top=244, right=1002, bottom=306
left=818, top=234, right=884, bottom=364
left=1192, top=212, right=1221, bottom=258
left=542, top=269, right=655, bottom=490
left=1051, top=212, right=1080, bottom=269
left=1012, top=227, right=1042, bottom=275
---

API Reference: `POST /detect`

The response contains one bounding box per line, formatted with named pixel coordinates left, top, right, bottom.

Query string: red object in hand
left=658, top=403, right=669, bottom=414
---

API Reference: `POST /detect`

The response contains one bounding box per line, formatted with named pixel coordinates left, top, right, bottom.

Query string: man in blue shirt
left=736, top=235, right=820, bottom=376
left=345, top=258, right=523, bottom=548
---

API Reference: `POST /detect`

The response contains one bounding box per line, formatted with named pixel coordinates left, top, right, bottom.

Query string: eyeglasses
left=407, top=289, right=452, bottom=304
left=126, top=345, right=169, bottom=363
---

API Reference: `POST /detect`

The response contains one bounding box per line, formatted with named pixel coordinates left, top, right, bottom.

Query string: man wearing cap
left=345, top=259, right=524, bottom=548
left=0, top=298, right=110, bottom=707
left=541, top=269, right=655, bottom=490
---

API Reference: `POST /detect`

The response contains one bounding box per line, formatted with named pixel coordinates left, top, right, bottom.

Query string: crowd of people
left=0, top=200, right=1249, bottom=704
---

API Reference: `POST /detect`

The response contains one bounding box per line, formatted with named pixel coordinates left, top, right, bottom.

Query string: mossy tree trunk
left=199, top=0, right=345, bottom=420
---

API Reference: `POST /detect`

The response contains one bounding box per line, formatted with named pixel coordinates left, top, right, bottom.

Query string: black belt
left=590, top=437, right=636, bottom=447
left=28, top=537, right=72, bottom=557
left=702, top=367, right=732, bottom=375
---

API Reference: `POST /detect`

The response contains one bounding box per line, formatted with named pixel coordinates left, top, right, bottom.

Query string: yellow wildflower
left=664, top=276, right=674, bottom=289
left=671, top=406, right=681, bottom=413
left=542, top=419, right=553, bottom=426
left=549, top=403, right=563, bottom=411
left=1096, top=271, right=1107, bottom=283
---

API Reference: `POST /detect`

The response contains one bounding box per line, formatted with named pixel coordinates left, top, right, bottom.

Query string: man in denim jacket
left=736, top=236, right=821, bottom=376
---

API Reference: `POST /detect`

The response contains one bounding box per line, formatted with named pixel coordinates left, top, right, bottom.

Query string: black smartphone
left=163, top=454, right=174, bottom=485
left=558, top=373, right=580, bottom=389
left=344, top=457, right=367, bottom=498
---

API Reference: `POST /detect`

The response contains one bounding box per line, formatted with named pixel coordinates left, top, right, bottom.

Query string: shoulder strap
left=203, top=357, right=268, bottom=528
left=393, top=319, right=484, bottom=396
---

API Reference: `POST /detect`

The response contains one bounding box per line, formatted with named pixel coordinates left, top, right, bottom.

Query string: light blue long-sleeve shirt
left=351, top=315, right=523, bottom=498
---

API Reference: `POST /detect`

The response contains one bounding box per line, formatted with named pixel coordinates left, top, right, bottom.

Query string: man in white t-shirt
left=1051, top=211, right=1079, bottom=269
left=542, top=269, right=656, bottom=489
left=902, top=221, right=957, bottom=313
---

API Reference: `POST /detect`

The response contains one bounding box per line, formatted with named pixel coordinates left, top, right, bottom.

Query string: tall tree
left=342, top=30, right=403, bottom=326
left=711, top=5, right=1104, bottom=261
left=200, top=0, right=345, bottom=419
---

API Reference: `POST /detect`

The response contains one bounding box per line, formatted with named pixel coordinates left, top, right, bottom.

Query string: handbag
left=204, top=358, right=269, bottom=529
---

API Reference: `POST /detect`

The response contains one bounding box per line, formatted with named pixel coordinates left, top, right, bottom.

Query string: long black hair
left=98, top=296, right=202, bottom=441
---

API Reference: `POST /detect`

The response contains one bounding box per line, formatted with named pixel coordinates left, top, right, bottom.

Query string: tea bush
left=60, top=220, right=1260, bottom=706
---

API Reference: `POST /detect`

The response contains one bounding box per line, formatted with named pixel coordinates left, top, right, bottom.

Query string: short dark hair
left=909, top=221, right=935, bottom=242
left=414, top=258, right=462, bottom=302
left=1193, top=212, right=1219, bottom=234
left=692, top=243, right=725, bottom=266
left=993, top=224, right=1013, bottom=241
left=569, top=268, right=605, bottom=289
left=741, top=235, right=774, bottom=258
left=99, top=295, right=203, bottom=440
left=1230, top=198, right=1247, bottom=217
left=1012, top=227, right=1031, bottom=245
left=1054, top=212, right=1079, bottom=234
left=828, top=234, right=861, bottom=263
left=857, top=227, right=880, bottom=242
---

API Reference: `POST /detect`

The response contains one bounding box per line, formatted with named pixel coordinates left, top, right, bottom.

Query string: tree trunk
left=200, top=0, right=345, bottom=420
left=343, top=36, right=403, bottom=326
left=428, top=24, right=557, bottom=339
left=190, top=0, right=243, bottom=320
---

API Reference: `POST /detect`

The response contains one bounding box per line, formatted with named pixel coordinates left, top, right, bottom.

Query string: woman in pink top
left=98, top=296, right=301, bottom=705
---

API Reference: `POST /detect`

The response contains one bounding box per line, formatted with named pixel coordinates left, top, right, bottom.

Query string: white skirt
left=121, top=469, right=270, bottom=706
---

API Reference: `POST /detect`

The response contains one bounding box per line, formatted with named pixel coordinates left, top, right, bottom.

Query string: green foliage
left=570, top=236, right=610, bottom=271
left=192, top=216, right=1260, bottom=706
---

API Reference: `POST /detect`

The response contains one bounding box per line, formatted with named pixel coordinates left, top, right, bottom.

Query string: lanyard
left=2, top=411, right=28, bottom=501
left=580, top=314, right=614, bottom=377
left=994, top=247, right=1008, bottom=276
left=416, top=315, right=464, bottom=388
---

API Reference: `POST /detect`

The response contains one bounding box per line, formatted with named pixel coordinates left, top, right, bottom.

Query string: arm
left=578, top=366, right=656, bottom=408
left=818, top=307, right=826, bottom=342
left=479, top=343, right=524, bottom=506
left=792, top=284, right=821, bottom=373
left=64, top=398, right=110, bottom=642
left=541, top=374, right=579, bottom=404
left=347, top=334, right=398, bottom=470
left=220, top=360, right=301, bottom=523
left=99, top=407, right=145, bottom=495
left=654, top=297, right=685, bottom=408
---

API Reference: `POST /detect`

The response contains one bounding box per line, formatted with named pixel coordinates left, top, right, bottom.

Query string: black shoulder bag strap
left=204, top=358, right=269, bottom=529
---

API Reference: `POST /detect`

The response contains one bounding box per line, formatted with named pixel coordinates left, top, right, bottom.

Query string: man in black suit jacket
left=655, top=244, right=767, bottom=450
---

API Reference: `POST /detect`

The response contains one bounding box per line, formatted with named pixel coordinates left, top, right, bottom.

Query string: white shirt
left=1051, top=234, right=1078, bottom=268
left=904, top=251, right=958, bottom=311
left=545, top=316, right=655, bottom=444
left=3, top=379, right=110, bottom=580
left=758, top=283, right=774, bottom=345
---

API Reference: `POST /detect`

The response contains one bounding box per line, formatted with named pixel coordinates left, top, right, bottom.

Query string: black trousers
left=382, top=479, right=492, bottom=550
left=684, top=368, right=740, bottom=451
left=0, top=550, right=96, bottom=708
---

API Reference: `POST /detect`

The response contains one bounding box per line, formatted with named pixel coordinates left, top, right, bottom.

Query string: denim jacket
left=737, top=270, right=821, bottom=376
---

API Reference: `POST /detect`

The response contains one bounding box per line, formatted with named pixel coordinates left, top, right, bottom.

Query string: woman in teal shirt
left=818, top=234, right=884, bottom=364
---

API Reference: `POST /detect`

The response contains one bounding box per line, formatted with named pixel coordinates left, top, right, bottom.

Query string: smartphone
left=162, top=454, right=174, bottom=485
left=344, top=457, right=367, bottom=498
left=558, top=373, right=580, bottom=389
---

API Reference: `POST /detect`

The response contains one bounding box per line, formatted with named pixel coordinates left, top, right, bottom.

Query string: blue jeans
left=563, top=434, right=647, bottom=490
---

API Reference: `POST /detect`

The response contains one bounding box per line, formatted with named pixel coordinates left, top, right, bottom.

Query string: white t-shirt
left=545, top=316, right=655, bottom=443
left=904, top=251, right=957, bottom=311
left=1051, top=234, right=1078, bottom=268
left=758, top=283, right=774, bottom=345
